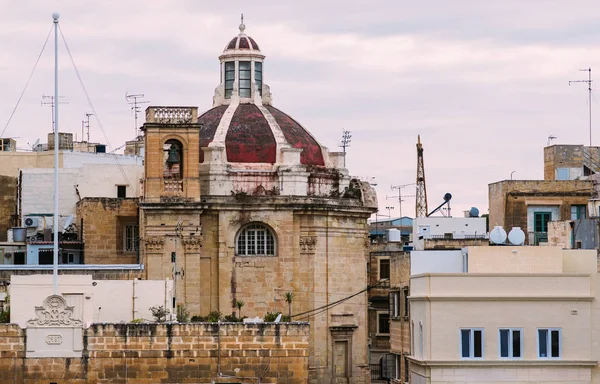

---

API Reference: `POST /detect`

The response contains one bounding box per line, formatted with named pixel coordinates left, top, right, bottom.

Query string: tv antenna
left=388, top=183, right=415, bottom=219
left=126, top=93, right=149, bottom=138
left=547, top=134, right=557, bottom=146
left=339, top=130, right=352, bottom=167
left=41, top=94, right=68, bottom=132
left=569, top=67, right=592, bottom=146
left=81, top=112, right=93, bottom=142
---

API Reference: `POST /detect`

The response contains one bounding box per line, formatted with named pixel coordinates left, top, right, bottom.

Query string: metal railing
left=370, top=363, right=382, bottom=380
left=528, top=231, right=548, bottom=246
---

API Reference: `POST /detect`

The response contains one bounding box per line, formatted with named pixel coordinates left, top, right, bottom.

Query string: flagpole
left=52, top=12, right=60, bottom=295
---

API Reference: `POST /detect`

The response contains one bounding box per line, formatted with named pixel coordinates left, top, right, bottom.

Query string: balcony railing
left=164, top=179, right=183, bottom=193
left=528, top=231, right=548, bottom=246
left=145, top=106, right=198, bottom=124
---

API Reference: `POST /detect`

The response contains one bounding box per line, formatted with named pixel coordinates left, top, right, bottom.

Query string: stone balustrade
left=145, top=106, right=198, bottom=124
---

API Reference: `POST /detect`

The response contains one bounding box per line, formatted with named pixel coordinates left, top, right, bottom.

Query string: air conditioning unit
left=24, top=217, right=39, bottom=227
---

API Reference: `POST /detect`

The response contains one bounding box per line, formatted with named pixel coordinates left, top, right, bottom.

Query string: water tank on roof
left=490, top=226, right=507, bottom=245
left=469, top=207, right=480, bottom=217
left=508, top=227, right=525, bottom=246
left=386, top=229, right=401, bottom=242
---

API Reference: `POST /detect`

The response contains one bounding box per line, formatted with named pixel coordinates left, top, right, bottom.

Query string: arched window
left=236, top=223, right=276, bottom=256
left=163, top=139, right=183, bottom=179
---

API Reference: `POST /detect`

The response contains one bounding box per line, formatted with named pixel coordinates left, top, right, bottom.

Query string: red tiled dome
left=225, top=35, right=260, bottom=51
left=198, top=105, right=325, bottom=166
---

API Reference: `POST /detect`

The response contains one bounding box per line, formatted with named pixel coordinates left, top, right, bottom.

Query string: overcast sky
left=2, top=1, right=600, bottom=219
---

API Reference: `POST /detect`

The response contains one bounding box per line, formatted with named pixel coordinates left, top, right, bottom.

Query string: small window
left=378, top=312, right=390, bottom=335
left=404, top=355, right=409, bottom=382
left=378, top=257, right=390, bottom=280
left=499, top=328, right=523, bottom=358
left=239, top=61, right=251, bottom=98
left=402, top=287, right=410, bottom=317
left=255, top=62, right=263, bottom=96
left=571, top=205, right=587, bottom=220
left=538, top=328, right=561, bottom=358
left=390, top=291, right=400, bottom=317
left=224, top=62, right=235, bottom=99
left=117, top=185, right=127, bottom=198
left=556, top=168, right=569, bottom=180
left=124, top=224, right=139, bottom=253
left=411, top=321, right=415, bottom=354
left=236, top=223, right=276, bottom=256
left=460, top=328, right=484, bottom=359
left=419, top=322, right=423, bottom=358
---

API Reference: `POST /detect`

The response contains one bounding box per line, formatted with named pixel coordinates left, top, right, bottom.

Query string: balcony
left=528, top=231, right=548, bottom=246
left=145, top=106, right=198, bottom=124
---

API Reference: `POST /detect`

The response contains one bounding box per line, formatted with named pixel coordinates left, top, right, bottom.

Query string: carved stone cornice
left=27, top=295, right=83, bottom=328
left=144, top=237, right=165, bottom=251
left=182, top=236, right=203, bottom=251
left=300, top=236, right=317, bottom=253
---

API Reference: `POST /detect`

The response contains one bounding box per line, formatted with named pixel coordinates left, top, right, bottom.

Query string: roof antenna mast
left=415, top=135, right=428, bottom=218
left=125, top=93, right=149, bottom=138
left=569, top=67, right=593, bottom=146
left=339, top=130, right=352, bottom=167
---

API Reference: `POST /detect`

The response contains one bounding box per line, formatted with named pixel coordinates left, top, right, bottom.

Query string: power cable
left=58, top=25, right=136, bottom=197
left=0, top=25, right=53, bottom=138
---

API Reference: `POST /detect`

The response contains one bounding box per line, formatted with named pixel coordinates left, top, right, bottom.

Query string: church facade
left=138, top=22, right=377, bottom=383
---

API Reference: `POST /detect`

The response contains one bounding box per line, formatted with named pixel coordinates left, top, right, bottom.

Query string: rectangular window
left=419, top=323, right=423, bottom=358
left=534, top=212, right=551, bottom=233
left=378, top=312, right=390, bottom=334
left=379, top=257, right=390, bottom=280
left=124, top=224, right=139, bottom=253
left=390, top=291, right=400, bottom=317
left=224, top=62, right=235, bottom=99
left=255, top=62, right=262, bottom=95
left=239, top=61, right=251, bottom=98
left=460, top=328, right=484, bottom=359
left=117, top=185, right=127, bottom=198
left=404, top=355, right=409, bottom=382
left=402, top=287, right=410, bottom=317
left=499, top=328, right=522, bottom=358
left=571, top=205, right=587, bottom=220
left=538, top=328, right=561, bottom=358
left=556, top=168, right=569, bottom=180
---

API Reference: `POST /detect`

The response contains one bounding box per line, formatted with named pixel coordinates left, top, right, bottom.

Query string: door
left=334, top=340, right=349, bottom=383
left=534, top=212, right=551, bottom=244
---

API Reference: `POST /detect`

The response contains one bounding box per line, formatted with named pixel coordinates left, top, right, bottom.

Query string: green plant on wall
left=235, top=299, right=245, bottom=319
left=0, top=294, right=9, bottom=323
left=177, top=304, right=190, bottom=323
left=283, top=291, right=295, bottom=320
left=149, top=305, right=168, bottom=323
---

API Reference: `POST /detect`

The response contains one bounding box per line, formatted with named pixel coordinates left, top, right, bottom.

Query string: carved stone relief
left=144, top=237, right=165, bottom=252
left=27, top=295, right=83, bottom=328
left=182, top=236, right=203, bottom=251
left=300, top=236, right=317, bottom=253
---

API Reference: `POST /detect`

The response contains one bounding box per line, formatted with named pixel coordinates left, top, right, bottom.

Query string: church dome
left=199, top=18, right=326, bottom=166
left=198, top=104, right=325, bottom=165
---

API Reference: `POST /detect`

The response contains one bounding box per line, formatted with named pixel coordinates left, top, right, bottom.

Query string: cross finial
left=239, top=13, right=246, bottom=33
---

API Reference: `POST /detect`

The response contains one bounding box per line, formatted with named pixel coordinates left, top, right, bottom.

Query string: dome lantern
left=215, top=15, right=269, bottom=106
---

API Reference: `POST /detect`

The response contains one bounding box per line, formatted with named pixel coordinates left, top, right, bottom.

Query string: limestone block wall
left=0, top=175, right=17, bottom=242
left=77, top=198, right=139, bottom=264
left=488, top=180, right=594, bottom=231
left=0, top=322, right=309, bottom=384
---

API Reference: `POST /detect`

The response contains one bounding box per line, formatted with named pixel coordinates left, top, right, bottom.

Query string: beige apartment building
left=405, top=246, right=599, bottom=383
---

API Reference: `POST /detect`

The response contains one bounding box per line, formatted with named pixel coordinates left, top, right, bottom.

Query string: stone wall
left=488, top=180, right=594, bottom=233
left=77, top=198, right=139, bottom=264
left=389, top=251, right=410, bottom=384
left=0, top=322, right=309, bottom=383
left=0, top=175, right=17, bottom=242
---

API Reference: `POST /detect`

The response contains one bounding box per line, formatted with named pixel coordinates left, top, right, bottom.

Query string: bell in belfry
left=166, top=146, right=180, bottom=165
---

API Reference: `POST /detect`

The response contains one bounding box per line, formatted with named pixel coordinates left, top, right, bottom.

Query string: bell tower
left=142, top=106, right=201, bottom=203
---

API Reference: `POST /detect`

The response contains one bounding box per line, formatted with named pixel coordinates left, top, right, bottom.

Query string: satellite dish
left=508, top=227, right=525, bottom=246
left=443, top=193, right=452, bottom=202
left=63, top=215, right=74, bottom=232
left=490, top=226, right=507, bottom=244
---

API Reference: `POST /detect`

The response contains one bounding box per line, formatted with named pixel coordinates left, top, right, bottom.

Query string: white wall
left=62, top=152, right=142, bottom=168
left=21, top=162, right=143, bottom=229
left=9, top=274, right=173, bottom=328
left=413, top=217, right=486, bottom=239
left=410, top=250, right=465, bottom=275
